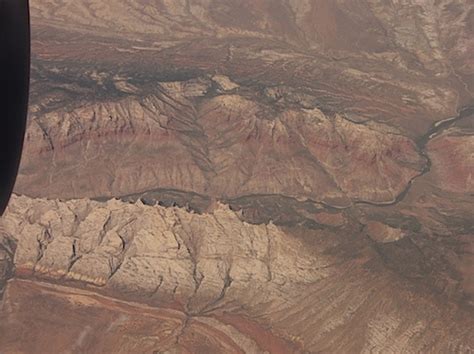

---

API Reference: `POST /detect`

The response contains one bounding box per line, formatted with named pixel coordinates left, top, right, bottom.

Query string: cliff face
left=1, top=0, right=474, bottom=352
left=1, top=195, right=473, bottom=353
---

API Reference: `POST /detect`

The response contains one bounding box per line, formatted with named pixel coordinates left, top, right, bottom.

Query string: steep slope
left=1, top=0, right=473, bottom=352
left=1, top=195, right=473, bottom=353
left=18, top=76, right=426, bottom=205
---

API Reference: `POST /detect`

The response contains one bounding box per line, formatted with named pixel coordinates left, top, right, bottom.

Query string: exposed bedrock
left=2, top=0, right=473, bottom=352
left=1, top=195, right=473, bottom=353
left=17, top=82, right=427, bottom=207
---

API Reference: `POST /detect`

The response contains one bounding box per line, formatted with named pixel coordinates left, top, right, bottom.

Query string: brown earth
left=1, top=0, right=474, bottom=352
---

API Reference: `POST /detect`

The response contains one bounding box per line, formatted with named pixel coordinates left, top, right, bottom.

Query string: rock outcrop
left=1, top=195, right=327, bottom=312
left=1, top=195, right=474, bottom=352
left=17, top=85, right=426, bottom=206
left=1, top=0, right=473, bottom=352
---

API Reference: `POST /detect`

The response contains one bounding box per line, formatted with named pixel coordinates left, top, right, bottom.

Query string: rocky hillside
left=1, top=195, right=473, bottom=353
left=1, top=0, right=473, bottom=352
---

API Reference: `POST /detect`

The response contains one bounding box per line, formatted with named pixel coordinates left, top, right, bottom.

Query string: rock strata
left=1, top=195, right=474, bottom=352
left=1, top=0, right=473, bottom=352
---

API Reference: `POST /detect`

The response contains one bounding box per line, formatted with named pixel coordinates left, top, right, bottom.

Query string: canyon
left=1, top=0, right=474, bottom=352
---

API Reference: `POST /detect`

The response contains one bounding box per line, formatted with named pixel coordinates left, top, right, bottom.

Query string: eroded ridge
left=1, top=195, right=473, bottom=353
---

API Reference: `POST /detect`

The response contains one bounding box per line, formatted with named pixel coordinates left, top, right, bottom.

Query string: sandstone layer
left=1, top=195, right=473, bottom=353
left=1, top=0, right=474, bottom=353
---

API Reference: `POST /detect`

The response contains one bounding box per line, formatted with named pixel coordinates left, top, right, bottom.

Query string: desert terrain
left=1, top=0, right=474, bottom=352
